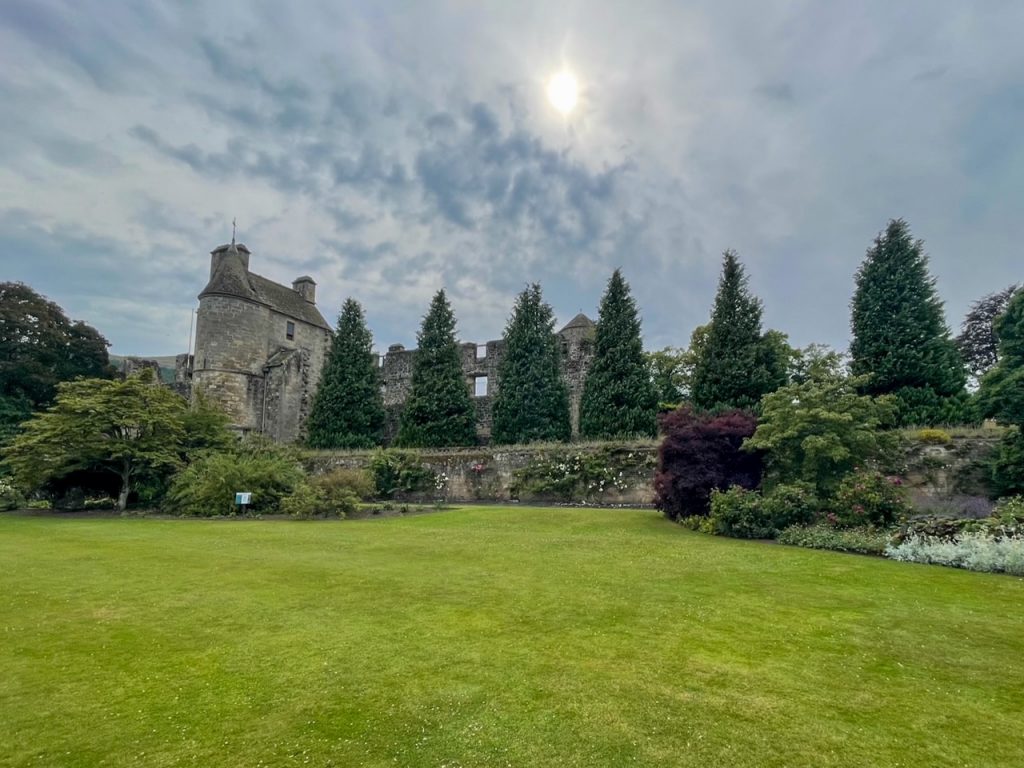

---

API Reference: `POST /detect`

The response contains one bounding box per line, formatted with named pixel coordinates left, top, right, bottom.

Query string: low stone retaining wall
left=305, top=442, right=660, bottom=506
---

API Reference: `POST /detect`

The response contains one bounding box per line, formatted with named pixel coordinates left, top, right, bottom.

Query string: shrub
left=778, top=524, right=891, bottom=556
left=991, top=427, right=1024, bottom=498
left=828, top=469, right=912, bottom=528
left=280, top=481, right=328, bottom=519
left=654, top=407, right=761, bottom=520
left=744, top=377, right=898, bottom=497
left=916, top=428, right=953, bottom=445
left=761, top=482, right=820, bottom=530
left=165, top=443, right=304, bottom=516
left=368, top=449, right=434, bottom=498
left=891, top=387, right=974, bottom=429
left=511, top=447, right=654, bottom=502
left=885, top=532, right=1024, bottom=575
left=708, top=486, right=773, bottom=539
left=0, top=478, right=26, bottom=511
left=315, top=467, right=376, bottom=501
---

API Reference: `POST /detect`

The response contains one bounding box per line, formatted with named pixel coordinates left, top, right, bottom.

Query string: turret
left=209, top=242, right=250, bottom=279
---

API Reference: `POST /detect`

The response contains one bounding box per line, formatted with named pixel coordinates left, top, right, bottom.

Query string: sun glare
left=546, top=70, right=578, bottom=115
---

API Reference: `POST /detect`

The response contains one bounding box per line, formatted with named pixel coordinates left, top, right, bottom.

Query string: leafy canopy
left=491, top=284, right=571, bottom=444
left=306, top=298, right=385, bottom=449
left=2, top=373, right=195, bottom=510
left=744, top=376, right=898, bottom=496
left=396, top=290, right=476, bottom=447
left=977, top=288, right=1024, bottom=428
left=957, top=284, right=1021, bottom=384
left=579, top=270, right=658, bottom=439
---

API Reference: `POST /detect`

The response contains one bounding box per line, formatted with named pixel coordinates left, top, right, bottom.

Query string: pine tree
left=491, top=284, right=571, bottom=444
left=691, top=251, right=787, bottom=411
left=306, top=299, right=384, bottom=449
left=977, top=288, right=1024, bottom=427
left=849, top=219, right=966, bottom=421
left=579, top=270, right=658, bottom=439
left=396, top=290, right=477, bottom=447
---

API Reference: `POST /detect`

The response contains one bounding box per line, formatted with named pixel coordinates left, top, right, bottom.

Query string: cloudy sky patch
left=1, top=0, right=1021, bottom=355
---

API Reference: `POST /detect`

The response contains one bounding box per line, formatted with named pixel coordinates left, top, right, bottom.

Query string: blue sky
left=1, top=1, right=1021, bottom=356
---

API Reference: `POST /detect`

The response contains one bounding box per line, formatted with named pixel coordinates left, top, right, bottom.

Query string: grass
left=1, top=507, right=1022, bottom=767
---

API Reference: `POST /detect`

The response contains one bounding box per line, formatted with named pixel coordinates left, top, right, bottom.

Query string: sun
left=546, top=70, right=579, bottom=115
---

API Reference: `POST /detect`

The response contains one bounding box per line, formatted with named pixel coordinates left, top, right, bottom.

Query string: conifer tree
left=579, top=270, right=658, bottom=439
left=396, top=290, right=476, bottom=447
left=691, top=251, right=787, bottom=411
left=306, top=299, right=384, bottom=449
left=491, top=284, right=571, bottom=444
left=849, top=219, right=965, bottom=421
left=977, top=289, right=1024, bottom=427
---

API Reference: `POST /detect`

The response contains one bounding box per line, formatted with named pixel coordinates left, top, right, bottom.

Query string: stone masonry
left=179, top=239, right=595, bottom=443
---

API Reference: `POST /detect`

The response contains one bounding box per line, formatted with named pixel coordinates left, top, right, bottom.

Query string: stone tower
left=189, top=241, right=332, bottom=442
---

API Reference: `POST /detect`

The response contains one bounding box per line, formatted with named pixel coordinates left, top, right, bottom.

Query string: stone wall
left=306, top=442, right=660, bottom=506
left=379, top=325, right=593, bottom=443
left=305, top=435, right=1001, bottom=508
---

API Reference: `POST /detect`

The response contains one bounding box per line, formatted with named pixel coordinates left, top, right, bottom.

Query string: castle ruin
left=178, top=241, right=596, bottom=443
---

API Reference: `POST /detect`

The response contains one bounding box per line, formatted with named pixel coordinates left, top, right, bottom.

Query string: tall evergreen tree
left=849, top=219, right=966, bottom=421
left=977, top=288, right=1024, bottom=427
left=691, top=251, right=787, bottom=411
left=957, top=284, right=1021, bottom=384
left=396, top=290, right=476, bottom=447
left=579, top=270, right=658, bottom=439
left=491, top=284, right=571, bottom=444
left=306, top=298, right=384, bottom=449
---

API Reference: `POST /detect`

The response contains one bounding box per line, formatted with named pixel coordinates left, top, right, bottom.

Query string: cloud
left=1, top=1, right=1022, bottom=357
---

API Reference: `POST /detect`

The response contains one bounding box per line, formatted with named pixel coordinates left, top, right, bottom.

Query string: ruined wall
left=379, top=329, right=593, bottom=443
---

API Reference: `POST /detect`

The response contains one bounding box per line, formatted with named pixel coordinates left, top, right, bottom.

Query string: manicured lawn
left=1, top=507, right=1022, bottom=767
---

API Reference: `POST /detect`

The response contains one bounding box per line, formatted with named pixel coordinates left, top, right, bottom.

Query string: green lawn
left=1, top=508, right=1022, bottom=767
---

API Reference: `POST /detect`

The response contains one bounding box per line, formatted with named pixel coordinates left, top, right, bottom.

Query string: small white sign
left=235, top=492, right=252, bottom=505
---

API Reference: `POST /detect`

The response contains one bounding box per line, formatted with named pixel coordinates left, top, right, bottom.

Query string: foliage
left=396, top=290, right=477, bottom=447
left=849, top=219, right=966, bottom=422
left=280, top=481, right=329, bottom=519
left=368, top=449, right=434, bottom=498
left=0, top=282, right=114, bottom=415
left=890, top=386, right=974, bottom=428
left=315, top=467, right=376, bottom=502
left=956, top=283, right=1021, bottom=384
left=0, top=393, right=31, bottom=447
left=646, top=347, right=686, bottom=406
left=654, top=407, right=761, bottom=520
left=164, top=441, right=304, bottom=516
left=886, top=532, right=1024, bottom=575
left=761, top=482, right=821, bottom=530
left=180, top=392, right=236, bottom=458
left=991, top=427, right=1024, bottom=498
left=2, top=373, right=189, bottom=512
left=916, top=428, right=953, bottom=445
left=788, top=344, right=847, bottom=385
left=690, top=251, right=789, bottom=411
left=492, top=284, right=571, bottom=444
left=708, top=486, right=774, bottom=539
left=892, top=498, right=1024, bottom=545
left=828, top=469, right=912, bottom=528
left=510, top=447, right=655, bottom=501
left=777, top=523, right=891, bottom=556
left=306, top=298, right=385, bottom=449
left=745, top=377, right=898, bottom=496
left=0, top=477, right=26, bottom=511
left=976, top=288, right=1024, bottom=427
left=579, top=270, right=659, bottom=439
left=704, top=483, right=819, bottom=540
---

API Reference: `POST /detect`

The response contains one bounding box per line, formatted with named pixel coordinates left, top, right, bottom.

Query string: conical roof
left=559, top=313, right=596, bottom=333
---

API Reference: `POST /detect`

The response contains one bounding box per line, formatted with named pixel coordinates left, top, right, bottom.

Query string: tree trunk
left=116, top=466, right=131, bottom=513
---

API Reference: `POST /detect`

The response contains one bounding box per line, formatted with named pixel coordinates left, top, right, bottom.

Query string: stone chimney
left=292, top=275, right=316, bottom=303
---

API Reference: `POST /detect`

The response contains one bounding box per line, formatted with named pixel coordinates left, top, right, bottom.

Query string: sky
left=1, top=1, right=1021, bottom=357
